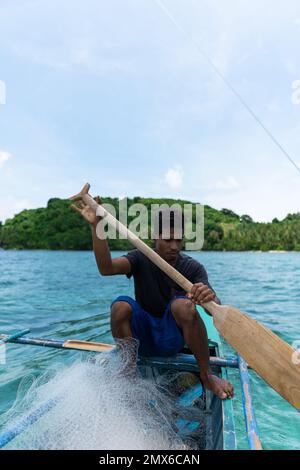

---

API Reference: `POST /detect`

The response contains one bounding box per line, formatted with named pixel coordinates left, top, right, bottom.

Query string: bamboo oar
left=0, top=335, right=114, bottom=353
left=0, top=334, right=238, bottom=369
left=70, top=183, right=300, bottom=412
left=0, top=329, right=30, bottom=344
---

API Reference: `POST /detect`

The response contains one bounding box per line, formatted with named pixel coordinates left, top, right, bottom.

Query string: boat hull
left=138, top=306, right=237, bottom=450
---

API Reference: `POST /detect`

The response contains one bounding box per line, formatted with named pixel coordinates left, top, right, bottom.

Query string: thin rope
left=153, top=0, right=300, bottom=175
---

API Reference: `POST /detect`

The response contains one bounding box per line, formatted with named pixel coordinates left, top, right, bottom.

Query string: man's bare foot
left=200, top=373, right=234, bottom=399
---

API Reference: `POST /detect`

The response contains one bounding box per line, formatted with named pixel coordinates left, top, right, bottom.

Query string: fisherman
left=71, top=197, right=234, bottom=400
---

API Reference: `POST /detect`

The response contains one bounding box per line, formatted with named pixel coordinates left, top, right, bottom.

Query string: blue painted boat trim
left=219, top=364, right=237, bottom=449
left=0, top=335, right=239, bottom=370
left=197, top=307, right=237, bottom=450
left=177, top=383, right=203, bottom=406
left=0, top=330, right=30, bottom=345
left=175, top=382, right=203, bottom=436
left=222, top=386, right=237, bottom=450
left=176, top=419, right=199, bottom=434
left=0, top=397, right=59, bottom=449
left=0, top=336, right=66, bottom=349
left=138, top=354, right=238, bottom=372
left=238, top=355, right=262, bottom=450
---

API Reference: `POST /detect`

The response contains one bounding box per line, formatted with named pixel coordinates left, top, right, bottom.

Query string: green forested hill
left=0, top=197, right=299, bottom=251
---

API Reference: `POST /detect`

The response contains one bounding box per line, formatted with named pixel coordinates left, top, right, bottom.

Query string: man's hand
left=187, top=283, right=216, bottom=305
left=70, top=195, right=102, bottom=226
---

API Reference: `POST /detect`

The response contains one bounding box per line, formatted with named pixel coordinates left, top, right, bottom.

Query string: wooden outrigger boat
left=4, top=184, right=300, bottom=450
left=138, top=307, right=240, bottom=450
left=0, top=306, right=261, bottom=450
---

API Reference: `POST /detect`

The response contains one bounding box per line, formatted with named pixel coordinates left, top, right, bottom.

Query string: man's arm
left=187, top=283, right=220, bottom=317
left=188, top=283, right=220, bottom=304
left=91, top=221, right=131, bottom=276
left=187, top=262, right=221, bottom=311
left=71, top=196, right=131, bottom=276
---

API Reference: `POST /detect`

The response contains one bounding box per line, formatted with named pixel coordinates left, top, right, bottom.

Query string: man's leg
left=171, top=298, right=234, bottom=399
left=110, top=301, right=138, bottom=376
left=111, top=301, right=133, bottom=338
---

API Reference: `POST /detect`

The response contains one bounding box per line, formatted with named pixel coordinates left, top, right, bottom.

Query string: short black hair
left=154, top=207, right=185, bottom=238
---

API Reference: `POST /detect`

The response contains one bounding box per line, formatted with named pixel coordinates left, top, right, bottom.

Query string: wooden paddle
left=70, top=183, right=300, bottom=412
left=63, top=339, right=114, bottom=352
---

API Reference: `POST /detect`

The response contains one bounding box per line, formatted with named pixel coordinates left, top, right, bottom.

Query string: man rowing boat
left=71, top=197, right=234, bottom=400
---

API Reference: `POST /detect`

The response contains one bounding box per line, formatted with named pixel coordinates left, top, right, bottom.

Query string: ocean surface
left=0, top=250, right=299, bottom=450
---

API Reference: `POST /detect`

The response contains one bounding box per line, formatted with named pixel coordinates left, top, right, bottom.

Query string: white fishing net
left=0, top=339, right=206, bottom=450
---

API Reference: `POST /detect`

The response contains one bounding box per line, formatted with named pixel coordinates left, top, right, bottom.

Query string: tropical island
left=0, top=197, right=299, bottom=251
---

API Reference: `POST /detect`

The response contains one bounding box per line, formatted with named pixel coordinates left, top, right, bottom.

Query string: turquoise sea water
left=0, top=250, right=299, bottom=450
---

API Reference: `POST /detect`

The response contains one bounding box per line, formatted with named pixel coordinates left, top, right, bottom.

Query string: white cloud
left=0, top=0, right=299, bottom=224
left=0, top=151, right=12, bottom=168
left=165, top=166, right=183, bottom=188
left=13, top=198, right=32, bottom=212
left=213, top=177, right=240, bottom=191
left=0, top=1, right=141, bottom=75
left=0, top=79, right=6, bottom=104
left=291, top=80, right=300, bottom=105
left=0, top=197, right=34, bottom=223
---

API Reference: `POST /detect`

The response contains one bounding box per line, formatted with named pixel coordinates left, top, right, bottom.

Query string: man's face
left=155, top=228, right=183, bottom=265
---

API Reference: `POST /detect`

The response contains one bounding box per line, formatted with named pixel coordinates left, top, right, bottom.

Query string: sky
left=0, top=0, right=300, bottom=223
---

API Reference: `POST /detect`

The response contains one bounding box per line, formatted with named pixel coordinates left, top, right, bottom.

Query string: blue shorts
left=111, top=295, right=186, bottom=357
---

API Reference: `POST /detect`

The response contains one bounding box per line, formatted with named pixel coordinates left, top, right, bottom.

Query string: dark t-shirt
left=123, top=249, right=218, bottom=318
